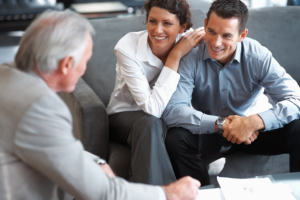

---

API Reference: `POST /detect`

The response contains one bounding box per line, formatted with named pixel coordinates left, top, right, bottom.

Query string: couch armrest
left=58, top=78, right=109, bottom=160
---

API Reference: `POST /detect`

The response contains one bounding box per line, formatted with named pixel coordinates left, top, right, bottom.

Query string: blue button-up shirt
left=162, top=37, right=300, bottom=134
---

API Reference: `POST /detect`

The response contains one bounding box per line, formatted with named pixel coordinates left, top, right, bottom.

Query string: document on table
left=197, top=188, right=225, bottom=200
left=197, top=177, right=296, bottom=200
left=217, top=177, right=296, bottom=200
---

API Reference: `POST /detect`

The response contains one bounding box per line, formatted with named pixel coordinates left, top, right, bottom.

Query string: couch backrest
left=246, top=7, right=300, bottom=85
left=85, top=9, right=206, bottom=106
left=85, top=7, right=300, bottom=107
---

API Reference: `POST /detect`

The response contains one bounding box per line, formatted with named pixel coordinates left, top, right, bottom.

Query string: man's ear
left=58, top=56, right=74, bottom=75
left=238, top=29, right=248, bottom=42
left=179, top=23, right=188, bottom=34
left=204, top=18, right=207, bottom=31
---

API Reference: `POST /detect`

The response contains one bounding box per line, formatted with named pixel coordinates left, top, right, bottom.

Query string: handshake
left=216, top=114, right=266, bottom=145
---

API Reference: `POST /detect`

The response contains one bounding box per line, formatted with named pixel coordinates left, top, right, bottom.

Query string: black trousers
left=165, top=119, right=300, bottom=186
left=109, top=111, right=176, bottom=185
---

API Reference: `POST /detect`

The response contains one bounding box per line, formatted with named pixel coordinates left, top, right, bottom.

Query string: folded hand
left=222, top=115, right=264, bottom=145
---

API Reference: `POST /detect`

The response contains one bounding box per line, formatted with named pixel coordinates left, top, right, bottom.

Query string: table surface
left=272, top=172, right=300, bottom=199
left=200, top=172, right=300, bottom=199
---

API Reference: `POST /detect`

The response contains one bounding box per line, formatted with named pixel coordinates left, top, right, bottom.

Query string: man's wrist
left=249, top=114, right=265, bottom=131
left=215, top=117, right=226, bottom=133
left=161, top=185, right=173, bottom=200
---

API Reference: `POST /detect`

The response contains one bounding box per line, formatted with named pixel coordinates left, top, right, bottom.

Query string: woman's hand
left=165, top=27, right=205, bottom=72
left=173, top=27, right=205, bottom=58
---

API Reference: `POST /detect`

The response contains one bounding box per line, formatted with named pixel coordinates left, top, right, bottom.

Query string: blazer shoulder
left=0, top=65, right=68, bottom=124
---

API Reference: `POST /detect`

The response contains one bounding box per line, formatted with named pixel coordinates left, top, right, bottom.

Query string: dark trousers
left=109, top=111, right=176, bottom=185
left=165, top=119, right=300, bottom=186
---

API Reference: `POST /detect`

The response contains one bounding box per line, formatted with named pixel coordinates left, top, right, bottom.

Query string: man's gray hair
left=15, top=10, right=95, bottom=73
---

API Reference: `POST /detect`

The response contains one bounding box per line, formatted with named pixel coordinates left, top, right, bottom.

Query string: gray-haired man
left=0, top=10, right=200, bottom=200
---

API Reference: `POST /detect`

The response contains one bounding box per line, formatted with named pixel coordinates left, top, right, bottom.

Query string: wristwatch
left=95, top=158, right=107, bottom=165
left=216, top=117, right=226, bottom=133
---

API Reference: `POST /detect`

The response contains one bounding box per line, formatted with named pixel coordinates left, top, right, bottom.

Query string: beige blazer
left=0, top=63, right=165, bottom=200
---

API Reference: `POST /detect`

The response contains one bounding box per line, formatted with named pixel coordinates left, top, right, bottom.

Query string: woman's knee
left=131, top=115, right=166, bottom=139
left=138, top=115, right=165, bottom=128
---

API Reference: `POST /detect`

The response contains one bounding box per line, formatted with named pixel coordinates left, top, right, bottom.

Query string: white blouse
left=106, top=30, right=181, bottom=118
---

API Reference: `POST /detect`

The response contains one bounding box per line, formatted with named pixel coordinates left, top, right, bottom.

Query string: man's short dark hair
left=207, top=0, right=249, bottom=34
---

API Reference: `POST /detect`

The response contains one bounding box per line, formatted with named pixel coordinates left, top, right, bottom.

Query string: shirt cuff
left=157, top=67, right=180, bottom=87
left=158, top=186, right=167, bottom=200
left=258, top=109, right=279, bottom=131
left=200, top=114, right=219, bottom=134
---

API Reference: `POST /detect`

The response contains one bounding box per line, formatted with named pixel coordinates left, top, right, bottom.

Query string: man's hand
left=162, top=176, right=200, bottom=200
left=100, top=164, right=115, bottom=177
left=243, top=130, right=259, bottom=145
left=223, top=114, right=265, bottom=145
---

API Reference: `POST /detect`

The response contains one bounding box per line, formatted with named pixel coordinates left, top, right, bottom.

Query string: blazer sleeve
left=13, top=93, right=166, bottom=200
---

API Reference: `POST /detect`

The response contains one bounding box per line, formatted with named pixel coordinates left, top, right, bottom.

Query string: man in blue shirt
left=162, top=0, right=300, bottom=186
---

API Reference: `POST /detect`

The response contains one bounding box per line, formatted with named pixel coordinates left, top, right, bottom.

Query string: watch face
left=217, top=117, right=226, bottom=124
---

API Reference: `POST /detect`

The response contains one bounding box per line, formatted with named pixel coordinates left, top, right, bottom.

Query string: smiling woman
left=105, top=0, right=205, bottom=185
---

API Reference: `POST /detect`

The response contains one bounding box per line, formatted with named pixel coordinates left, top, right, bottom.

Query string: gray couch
left=59, top=7, right=300, bottom=186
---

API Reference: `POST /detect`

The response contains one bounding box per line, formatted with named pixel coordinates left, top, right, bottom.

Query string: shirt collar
left=203, top=41, right=242, bottom=64
left=136, top=31, right=163, bottom=68
left=136, top=31, right=148, bottom=62
left=203, top=43, right=211, bottom=61
left=233, top=42, right=241, bottom=63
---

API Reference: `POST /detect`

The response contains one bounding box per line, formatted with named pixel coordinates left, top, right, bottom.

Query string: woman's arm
left=116, top=50, right=180, bottom=118
left=114, top=28, right=205, bottom=118
left=165, top=27, right=205, bottom=72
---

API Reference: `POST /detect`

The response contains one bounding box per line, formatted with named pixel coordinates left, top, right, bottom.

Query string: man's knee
left=287, top=119, right=300, bottom=130
left=286, top=119, right=300, bottom=145
left=165, top=127, right=193, bottom=156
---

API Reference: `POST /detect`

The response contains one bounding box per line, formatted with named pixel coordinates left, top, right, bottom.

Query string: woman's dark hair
left=207, top=0, right=249, bottom=34
left=144, top=0, right=193, bottom=30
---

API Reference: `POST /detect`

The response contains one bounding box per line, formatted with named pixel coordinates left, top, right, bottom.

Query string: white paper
left=197, top=188, right=225, bottom=200
left=217, top=176, right=296, bottom=200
